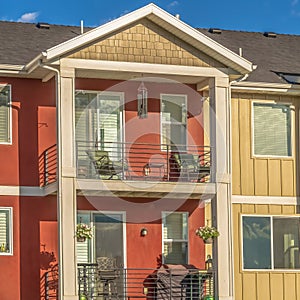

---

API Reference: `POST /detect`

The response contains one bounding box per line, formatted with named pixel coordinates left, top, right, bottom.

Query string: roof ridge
left=196, top=27, right=300, bottom=37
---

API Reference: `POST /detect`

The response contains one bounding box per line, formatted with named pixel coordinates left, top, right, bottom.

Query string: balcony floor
left=76, top=178, right=216, bottom=199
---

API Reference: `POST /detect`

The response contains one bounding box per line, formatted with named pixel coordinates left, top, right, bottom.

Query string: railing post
left=166, top=144, right=170, bottom=181
left=44, top=149, right=48, bottom=186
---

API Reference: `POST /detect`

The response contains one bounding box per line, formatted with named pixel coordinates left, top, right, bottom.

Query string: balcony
left=75, top=141, right=214, bottom=198
left=76, top=141, right=211, bottom=182
left=42, top=264, right=215, bottom=299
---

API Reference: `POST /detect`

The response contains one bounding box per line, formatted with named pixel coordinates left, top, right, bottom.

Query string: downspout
left=227, top=71, right=251, bottom=299
left=40, top=63, right=63, bottom=300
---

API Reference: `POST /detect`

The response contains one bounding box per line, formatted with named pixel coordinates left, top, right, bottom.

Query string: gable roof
left=198, top=28, right=300, bottom=84
left=0, top=4, right=300, bottom=84
left=42, top=3, right=253, bottom=75
left=0, top=21, right=92, bottom=66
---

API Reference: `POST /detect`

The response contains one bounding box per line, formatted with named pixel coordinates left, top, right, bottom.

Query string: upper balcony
left=75, top=141, right=215, bottom=199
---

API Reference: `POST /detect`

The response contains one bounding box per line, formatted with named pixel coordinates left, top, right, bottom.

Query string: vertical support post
left=44, top=149, right=48, bottom=185
left=58, top=65, right=78, bottom=300
left=209, top=76, right=234, bottom=300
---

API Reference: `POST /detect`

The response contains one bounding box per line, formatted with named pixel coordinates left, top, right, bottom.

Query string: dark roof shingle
left=1, top=21, right=300, bottom=84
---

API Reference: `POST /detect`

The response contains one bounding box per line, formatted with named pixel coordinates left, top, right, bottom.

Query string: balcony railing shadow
left=39, top=144, right=57, bottom=186
left=76, top=141, right=212, bottom=183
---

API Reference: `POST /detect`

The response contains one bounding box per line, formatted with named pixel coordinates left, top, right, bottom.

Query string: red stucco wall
left=0, top=77, right=56, bottom=186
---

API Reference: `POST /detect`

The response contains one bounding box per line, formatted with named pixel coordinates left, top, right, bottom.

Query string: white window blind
left=0, top=208, right=12, bottom=254
left=161, top=94, right=187, bottom=150
left=253, top=103, right=291, bottom=156
left=0, top=86, right=11, bottom=143
left=162, top=212, right=188, bottom=264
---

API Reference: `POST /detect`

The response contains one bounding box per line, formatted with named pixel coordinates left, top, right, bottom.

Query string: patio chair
left=96, top=257, right=120, bottom=299
left=169, top=153, right=210, bottom=182
left=86, top=149, right=129, bottom=180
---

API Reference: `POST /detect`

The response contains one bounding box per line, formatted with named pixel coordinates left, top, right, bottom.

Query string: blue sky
left=2, top=0, right=300, bottom=35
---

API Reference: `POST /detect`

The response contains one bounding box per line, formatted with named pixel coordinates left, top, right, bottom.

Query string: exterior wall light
left=140, top=228, right=148, bottom=236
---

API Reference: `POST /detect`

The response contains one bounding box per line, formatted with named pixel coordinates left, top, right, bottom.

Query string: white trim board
left=232, top=195, right=298, bottom=205
left=0, top=183, right=57, bottom=197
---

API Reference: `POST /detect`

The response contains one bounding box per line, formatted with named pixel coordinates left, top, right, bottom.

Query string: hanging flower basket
left=196, top=226, right=220, bottom=243
left=203, top=237, right=213, bottom=244
left=77, top=236, right=86, bottom=243
left=76, top=223, right=92, bottom=242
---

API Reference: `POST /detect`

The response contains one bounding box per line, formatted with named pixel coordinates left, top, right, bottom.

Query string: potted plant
left=76, top=223, right=93, bottom=242
left=196, top=226, right=219, bottom=244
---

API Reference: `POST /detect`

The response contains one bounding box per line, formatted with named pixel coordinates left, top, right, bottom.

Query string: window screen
left=162, top=212, right=188, bottom=264
left=0, top=85, right=11, bottom=143
left=253, top=103, right=291, bottom=156
left=0, top=208, right=12, bottom=254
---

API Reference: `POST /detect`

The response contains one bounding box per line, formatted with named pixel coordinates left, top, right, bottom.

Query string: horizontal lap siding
left=231, top=93, right=298, bottom=197
left=233, top=204, right=300, bottom=300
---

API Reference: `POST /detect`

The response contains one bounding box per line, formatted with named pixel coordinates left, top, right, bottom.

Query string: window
left=0, top=85, right=11, bottom=144
left=0, top=208, right=12, bottom=255
left=253, top=102, right=291, bottom=156
left=161, top=94, right=187, bottom=150
left=162, top=212, right=188, bottom=264
left=242, top=216, right=300, bottom=270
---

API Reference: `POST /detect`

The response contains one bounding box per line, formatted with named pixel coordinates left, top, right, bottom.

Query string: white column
left=209, top=76, right=234, bottom=300
left=58, top=66, right=78, bottom=300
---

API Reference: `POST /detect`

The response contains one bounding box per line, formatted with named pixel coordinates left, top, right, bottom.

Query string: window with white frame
left=162, top=212, right=188, bottom=264
left=242, top=215, right=300, bottom=270
left=252, top=102, right=292, bottom=157
left=161, top=94, right=187, bottom=151
left=0, top=208, right=12, bottom=255
left=0, top=85, right=11, bottom=144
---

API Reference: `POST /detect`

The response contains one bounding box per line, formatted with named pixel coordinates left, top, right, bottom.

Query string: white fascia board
left=61, top=58, right=228, bottom=77
left=149, top=7, right=253, bottom=74
left=45, top=4, right=155, bottom=60
left=231, top=81, right=300, bottom=95
left=0, top=64, right=25, bottom=74
left=43, top=3, right=253, bottom=74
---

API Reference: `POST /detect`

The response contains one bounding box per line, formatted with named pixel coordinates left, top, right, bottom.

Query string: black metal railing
left=39, top=144, right=57, bottom=186
left=76, top=141, right=212, bottom=183
left=77, top=264, right=214, bottom=300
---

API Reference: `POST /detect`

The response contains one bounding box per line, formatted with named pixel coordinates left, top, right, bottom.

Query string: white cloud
left=17, top=12, right=39, bottom=23
left=168, top=1, right=179, bottom=8
left=292, top=0, right=298, bottom=6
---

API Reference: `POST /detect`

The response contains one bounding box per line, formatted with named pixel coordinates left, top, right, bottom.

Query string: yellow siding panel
left=255, top=204, right=269, bottom=214
left=270, top=273, right=284, bottom=300
left=282, top=205, right=296, bottom=214
left=254, top=159, right=268, bottom=195
left=231, top=93, right=297, bottom=197
left=281, top=160, right=294, bottom=196
left=283, top=273, right=296, bottom=300
left=256, top=273, right=270, bottom=300
left=232, top=98, right=241, bottom=195
left=241, top=204, right=255, bottom=214
left=296, top=273, right=300, bottom=300
left=268, top=160, right=282, bottom=196
left=269, top=205, right=282, bottom=214
left=242, top=273, right=256, bottom=300
left=233, top=205, right=243, bottom=299
left=239, top=98, right=254, bottom=195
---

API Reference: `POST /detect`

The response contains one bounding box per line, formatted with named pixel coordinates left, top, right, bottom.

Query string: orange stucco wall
left=0, top=77, right=56, bottom=186
left=78, top=196, right=206, bottom=270
left=76, top=78, right=204, bottom=147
